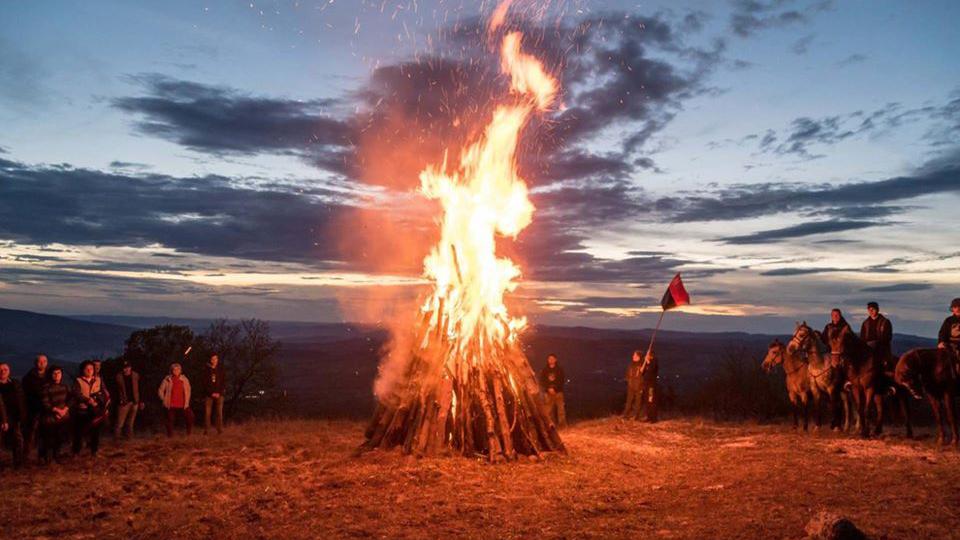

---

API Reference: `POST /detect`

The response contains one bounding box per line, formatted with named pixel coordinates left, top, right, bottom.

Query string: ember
left=362, top=2, right=564, bottom=461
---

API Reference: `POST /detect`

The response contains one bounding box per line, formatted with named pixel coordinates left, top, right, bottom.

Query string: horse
left=789, top=322, right=853, bottom=432
left=762, top=324, right=821, bottom=431
left=895, top=348, right=957, bottom=446
left=829, top=325, right=903, bottom=438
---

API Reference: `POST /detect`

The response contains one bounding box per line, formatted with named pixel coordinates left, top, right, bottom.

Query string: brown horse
left=895, top=348, right=958, bottom=445
left=830, top=325, right=890, bottom=438
left=762, top=328, right=814, bottom=430
left=789, top=322, right=853, bottom=431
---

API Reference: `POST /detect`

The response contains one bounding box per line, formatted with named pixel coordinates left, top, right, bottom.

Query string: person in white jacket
left=157, top=363, right=194, bottom=436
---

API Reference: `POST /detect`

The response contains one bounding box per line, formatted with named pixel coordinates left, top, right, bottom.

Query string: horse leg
left=929, top=396, right=944, bottom=446
left=801, top=392, right=810, bottom=432
left=790, top=393, right=799, bottom=430
left=872, top=390, right=884, bottom=437
left=814, top=389, right=823, bottom=430
left=855, top=387, right=869, bottom=438
left=841, top=390, right=851, bottom=432
left=900, top=392, right=913, bottom=439
left=944, top=391, right=959, bottom=448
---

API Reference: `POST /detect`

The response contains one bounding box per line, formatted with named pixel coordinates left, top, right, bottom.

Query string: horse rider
left=861, top=301, right=893, bottom=371
left=822, top=308, right=851, bottom=429
left=938, top=298, right=960, bottom=369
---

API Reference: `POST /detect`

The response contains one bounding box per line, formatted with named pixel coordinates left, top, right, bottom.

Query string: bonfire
left=362, top=3, right=565, bottom=461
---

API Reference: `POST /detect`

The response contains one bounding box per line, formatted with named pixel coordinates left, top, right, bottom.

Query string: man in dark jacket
left=861, top=301, right=893, bottom=369
left=21, top=354, right=50, bottom=458
left=202, top=354, right=226, bottom=435
left=938, top=298, right=960, bottom=360
left=40, top=366, right=72, bottom=464
left=0, top=362, right=27, bottom=468
left=623, top=350, right=645, bottom=420
left=821, top=308, right=851, bottom=430
left=539, top=354, right=566, bottom=428
left=114, top=362, right=142, bottom=440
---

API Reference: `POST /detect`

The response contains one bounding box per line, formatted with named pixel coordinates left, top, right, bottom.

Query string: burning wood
left=362, top=2, right=564, bottom=461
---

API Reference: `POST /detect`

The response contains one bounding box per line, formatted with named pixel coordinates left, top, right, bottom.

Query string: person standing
left=539, top=354, right=566, bottom=428
left=72, top=360, right=108, bottom=457
left=937, top=298, right=960, bottom=360
left=40, top=366, right=72, bottom=464
left=21, top=354, right=50, bottom=458
left=201, top=354, right=226, bottom=435
left=158, top=363, right=194, bottom=437
left=623, top=350, right=645, bottom=420
left=0, top=363, right=27, bottom=468
left=860, top=301, right=893, bottom=370
left=639, top=350, right=659, bottom=423
left=113, top=362, right=142, bottom=440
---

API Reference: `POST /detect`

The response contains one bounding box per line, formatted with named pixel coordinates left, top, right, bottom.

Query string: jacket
left=539, top=365, right=565, bottom=393
left=22, top=367, right=50, bottom=413
left=158, top=374, right=192, bottom=408
left=626, top=361, right=644, bottom=389
left=0, top=393, right=6, bottom=425
left=821, top=319, right=851, bottom=347
left=41, top=382, right=72, bottom=422
left=115, top=371, right=141, bottom=405
left=939, top=315, right=960, bottom=347
left=201, top=364, right=226, bottom=397
left=641, top=355, right=659, bottom=383
left=74, top=376, right=108, bottom=413
left=860, top=314, right=893, bottom=356
left=0, top=378, right=27, bottom=424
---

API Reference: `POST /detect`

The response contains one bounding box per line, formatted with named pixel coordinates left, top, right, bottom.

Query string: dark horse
left=829, top=325, right=907, bottom=438
left=895, top=348, right=958, bottom=446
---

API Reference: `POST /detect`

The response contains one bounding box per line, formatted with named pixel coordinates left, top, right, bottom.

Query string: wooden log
left=475, top=368, right=504, bottom=462
left=492, top=376, right=516, bottom=460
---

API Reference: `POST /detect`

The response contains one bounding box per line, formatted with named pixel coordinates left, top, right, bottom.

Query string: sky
left=1, top=0, right=958, bottom=337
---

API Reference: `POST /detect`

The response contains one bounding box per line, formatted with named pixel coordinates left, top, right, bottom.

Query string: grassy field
left=1, top=417, right=958, bottom=539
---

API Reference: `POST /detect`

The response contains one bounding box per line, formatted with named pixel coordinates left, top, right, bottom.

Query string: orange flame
left=417, top=7, right=556, bottom=363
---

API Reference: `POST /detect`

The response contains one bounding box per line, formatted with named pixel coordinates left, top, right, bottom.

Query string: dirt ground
left=1, top=417, right=958, bottom=539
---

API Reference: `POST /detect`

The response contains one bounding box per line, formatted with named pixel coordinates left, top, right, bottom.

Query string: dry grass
left=1, top=417, right=958, bottom=539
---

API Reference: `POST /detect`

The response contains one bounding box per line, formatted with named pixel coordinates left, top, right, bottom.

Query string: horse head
left=762, top=339, right=785, bottom=373
left=788, top=321, right=813, bottom=354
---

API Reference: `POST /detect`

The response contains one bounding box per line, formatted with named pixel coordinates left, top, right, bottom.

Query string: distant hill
left=9, top=308, right=938, bottom=418
left=0, top=308, right=134, bottom=373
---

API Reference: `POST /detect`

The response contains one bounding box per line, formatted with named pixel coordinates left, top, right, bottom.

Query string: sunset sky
left=1, top=0, right=958, bottom=337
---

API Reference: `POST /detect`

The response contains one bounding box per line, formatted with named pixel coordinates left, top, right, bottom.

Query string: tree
left=197, top=319, right=281, bottom=417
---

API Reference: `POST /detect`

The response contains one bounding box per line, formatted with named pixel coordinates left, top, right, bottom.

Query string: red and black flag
left=660, top=273, right=690, bottom=311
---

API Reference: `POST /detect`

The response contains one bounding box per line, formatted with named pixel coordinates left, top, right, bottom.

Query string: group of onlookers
left=0, top=353, right=227, bottom=469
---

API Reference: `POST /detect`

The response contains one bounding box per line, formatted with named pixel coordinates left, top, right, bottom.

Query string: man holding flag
left=630, top=273, right=690, bottom=423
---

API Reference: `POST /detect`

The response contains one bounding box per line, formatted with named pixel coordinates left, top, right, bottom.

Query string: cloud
left=717, top=220, right=882, bottom=244
left=791, top=34, right=815, bottom=55
left=729, top=0, right=833, bottom=38
left=860, top=283, right=933, bottom=293
left=835, top=53, right=867, bottom=67
left=665, top=159, right=960, bottom=222
left=112, top=74, right=351, bottom=171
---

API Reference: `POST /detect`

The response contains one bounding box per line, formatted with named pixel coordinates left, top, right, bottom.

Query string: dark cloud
left=835, top=53, right=867, bottom=67
left=718, top=220, right=882, bottom=245
left=729, top=0, right=833, bottom=38
left=665, top=160, right=960, bottom=222
left=0, top=158, right=355, bottom=266
left=112, top=74, right=351, bottom=170
left=791, top=34, right=815, bottom=55
left=860, top=283, right=933, bottom=293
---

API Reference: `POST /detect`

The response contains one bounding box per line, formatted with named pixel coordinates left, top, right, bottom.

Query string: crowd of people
left=0, top=353, right=228, bottom=470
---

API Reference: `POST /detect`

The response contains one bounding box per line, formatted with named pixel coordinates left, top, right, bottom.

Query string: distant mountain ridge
left=0, top=307, right=134, bottom=372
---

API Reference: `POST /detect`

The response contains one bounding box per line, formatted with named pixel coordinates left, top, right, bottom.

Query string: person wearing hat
left=113, top=361, right=142, bottom=440
left=937, top=298, right=960, bottom=361
left=860, top=301, right=893, bottom=369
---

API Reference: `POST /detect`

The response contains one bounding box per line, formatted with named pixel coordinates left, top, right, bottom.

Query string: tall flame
left=418, top=21, right=556, bottom=363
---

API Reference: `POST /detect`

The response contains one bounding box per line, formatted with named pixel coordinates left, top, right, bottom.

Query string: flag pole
left=645, top=309, right=666, bottom=358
